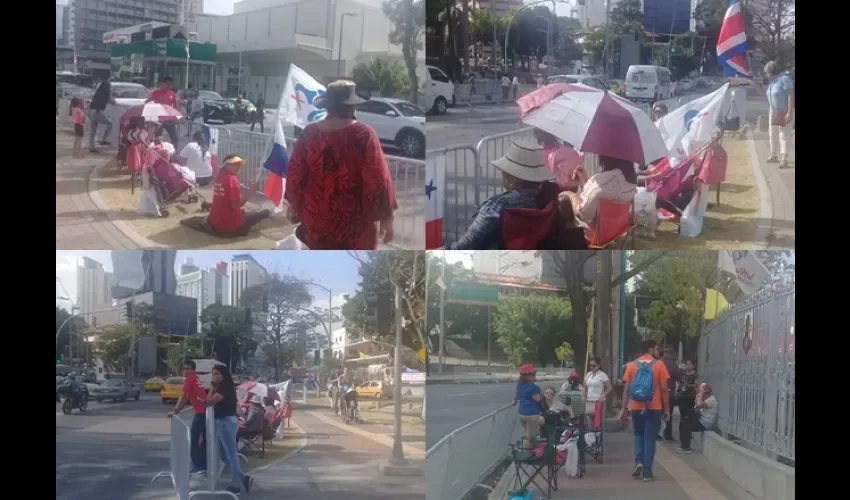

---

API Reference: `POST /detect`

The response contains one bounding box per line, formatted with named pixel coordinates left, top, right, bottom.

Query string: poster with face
left=742, top=313, right=753, bottom=356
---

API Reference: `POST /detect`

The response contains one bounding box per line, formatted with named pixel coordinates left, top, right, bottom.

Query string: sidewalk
left=751, top=130, right=795, bottom=248
left=56, top=124, right=139, bottom=249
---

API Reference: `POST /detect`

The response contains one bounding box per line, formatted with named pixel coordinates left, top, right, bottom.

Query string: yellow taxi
left=355, top=380, right=393, bottom=399
left=160, top=376, right=185, bottom=404
left=607, top=79, right=625, bottom=95
left=144, top=377, right=165, bottom=392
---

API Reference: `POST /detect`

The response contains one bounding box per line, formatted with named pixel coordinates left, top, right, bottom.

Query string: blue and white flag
left=278, top=64, right=327, bottom=129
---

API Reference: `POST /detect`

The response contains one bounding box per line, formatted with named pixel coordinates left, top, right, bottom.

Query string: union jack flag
left=717, top=0, right=751, bottom=77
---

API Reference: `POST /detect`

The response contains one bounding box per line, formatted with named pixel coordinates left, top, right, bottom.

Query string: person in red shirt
left=167, top=360, right=209, bottom=473
left=146, top=76, right=180, bottom=150
left=207, top=155, right=270, bottom=235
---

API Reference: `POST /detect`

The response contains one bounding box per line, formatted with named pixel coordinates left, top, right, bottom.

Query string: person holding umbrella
left=146, top=76, right=180, bottom=150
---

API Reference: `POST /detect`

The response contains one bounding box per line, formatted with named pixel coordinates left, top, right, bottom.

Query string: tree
left=745, top=0, right=795, bottom=68
left=582, top=27, right=608, bottom=68
left=56, top=306, right=87, bottom=360
left=91, top=325, right=132, bottom=373
left=199, top=304, right=255, bottom=370
left=352, top=58, right=411, bottom=98
left=342, top=251, right=425, bottom=351
left=554, top=342, right=574, bottom=368
left=425, top=255, right=490, bottom=348
left=610, top=0, right=645, bottom=35
left=492, top=295, right=574, bottom=367
left=241, top=274, right=321, bottom=380
left=383, top=0, right=425, bottom=102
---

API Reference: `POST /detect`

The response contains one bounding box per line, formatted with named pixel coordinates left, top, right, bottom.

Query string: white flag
left=425, top=154, right=446, bottom=249
left=656, top=84, right=730, bottom=164
left=718, top=251, right=771, bottom=295
left=277, top=64, right=327, bottom=129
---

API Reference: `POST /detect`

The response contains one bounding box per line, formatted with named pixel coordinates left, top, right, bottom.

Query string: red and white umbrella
left=120, top=102, right=183, bottom=124
left=237, top=380, right=280, bottom=401
left=518, top=83, right=667, bottom=165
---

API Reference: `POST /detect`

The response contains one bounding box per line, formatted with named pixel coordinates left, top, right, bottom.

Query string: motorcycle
left=341, top=386, right=361, bottom=424
left=57, top=383, right=88, bottom=415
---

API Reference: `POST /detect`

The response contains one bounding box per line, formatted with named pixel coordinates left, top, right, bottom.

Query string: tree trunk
left=461, top=0, right=470, bottom=73
left=403, top=0, right=419, bottom=103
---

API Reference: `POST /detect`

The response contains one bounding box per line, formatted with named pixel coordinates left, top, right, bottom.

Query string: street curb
left=426, top=376, right=564, bottom=385
left=244, top=422, right=308, bottom=475
left=87, top=159, right=159, bottom=249
left=747, top=136, right=772, bottom=249
left=307, top=411, right=425, bottom=458
left=487, top=460, right=514, bottom=500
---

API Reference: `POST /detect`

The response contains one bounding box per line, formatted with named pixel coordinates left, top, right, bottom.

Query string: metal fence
left=697, top=285, right=796, bottom=462
left=426, top=404, right=520, bottom=500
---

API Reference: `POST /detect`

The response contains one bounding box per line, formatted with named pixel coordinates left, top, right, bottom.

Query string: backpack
left=630, top=360, right=657, bottom=403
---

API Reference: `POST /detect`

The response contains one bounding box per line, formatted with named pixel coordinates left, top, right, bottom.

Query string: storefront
left=109, top=39, right=217, bottom=89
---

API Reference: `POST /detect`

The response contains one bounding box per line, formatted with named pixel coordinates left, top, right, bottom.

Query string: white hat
left=490, top=139, right=555, bottom=183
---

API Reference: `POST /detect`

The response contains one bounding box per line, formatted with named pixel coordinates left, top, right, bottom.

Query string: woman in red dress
left=284, top=81, right=398, bottom=249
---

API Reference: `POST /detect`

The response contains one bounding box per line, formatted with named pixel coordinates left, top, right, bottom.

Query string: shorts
left=74, top=124, right=84, bottom=137
left=519, top=414, right=542, bottom=438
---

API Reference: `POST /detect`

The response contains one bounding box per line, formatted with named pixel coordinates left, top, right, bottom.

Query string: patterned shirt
left=577, top=169, right=637, bottom=226
left=447, top=190, right=538, bottom=250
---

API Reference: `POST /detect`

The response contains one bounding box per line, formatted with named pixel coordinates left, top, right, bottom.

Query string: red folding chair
left=585, top=199, right=636, bottom=249
left=501, top=201, right=559, bottom=250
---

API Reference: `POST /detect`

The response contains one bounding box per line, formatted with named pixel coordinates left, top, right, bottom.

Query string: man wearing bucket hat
left=284, top=80, right=398, bottom=249
left=447, top=139, right=556, bottom=250
left=207, top=154, right=271, bottom=235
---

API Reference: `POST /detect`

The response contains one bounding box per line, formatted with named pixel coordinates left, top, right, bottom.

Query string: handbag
left=719, top=103, right=740, bottom=131
left=770, top=110, right=788, bottom=127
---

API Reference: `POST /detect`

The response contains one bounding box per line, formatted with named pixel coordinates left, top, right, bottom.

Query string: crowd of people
left=512, top=340, right=719, bottom=483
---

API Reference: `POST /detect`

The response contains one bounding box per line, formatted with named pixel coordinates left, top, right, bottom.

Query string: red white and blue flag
left=262, top=112, right=290, bottom=211
left=717, top=0, right=751, bottom=77
left=425, top=154, right=446, bottom=249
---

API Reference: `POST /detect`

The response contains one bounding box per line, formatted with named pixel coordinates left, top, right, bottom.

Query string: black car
left=199, top=90, right=235, bottom=124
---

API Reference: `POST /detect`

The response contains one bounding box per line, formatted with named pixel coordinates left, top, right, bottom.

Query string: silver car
left=90, top=379, right=141, bottom=403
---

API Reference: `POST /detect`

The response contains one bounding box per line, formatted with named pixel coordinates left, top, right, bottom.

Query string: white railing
left=426, top=404, right=520, bottom=500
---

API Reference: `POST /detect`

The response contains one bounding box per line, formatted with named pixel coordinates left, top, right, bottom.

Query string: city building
left=185, top=0, right=423, bottom=104
left=76, top=257, right=113, bottom=327
left=127, top=291, right=199, bottom=335
left=643, top=0, right=691, bottom=35
left=230, top=254, right=268, bottom=307
left=179, top=257, right=200, bottom=276
left=176, top=262, right=231, bottom=332
left=579, top=0, right=629, bottom=29
left=111, top=250, right=177, bottom=300
left=185, top=0, right=204, bottom=23
left=690, top=0, right=702, bottom=32
left=65, top=0, right=181, bottom=78
left=56, top=4, right=68, bottom=44
left=331, top=326, right=348, bottom=360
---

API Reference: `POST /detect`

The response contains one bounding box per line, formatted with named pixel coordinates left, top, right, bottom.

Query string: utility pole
left=461, top=0, right=470, bottom=73
left=602, top=0, right=611, bottom=79
left=595, top=251, right=613, bottom=381
left=389, top=280, right=408, bottom=466
left=438, top=251, right=446, bottom=374
left=611, top=251, right=622, bottom=382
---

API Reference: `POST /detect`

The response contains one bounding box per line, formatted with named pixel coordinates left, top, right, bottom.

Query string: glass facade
left=643, top=0, right=692, bottom=35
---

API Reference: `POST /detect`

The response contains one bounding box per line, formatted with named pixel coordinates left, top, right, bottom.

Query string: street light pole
left=388, top=280, right=408, bottom=466
left=438, top=251, right=446, bottom=374
left=338, top=13, right=358, bottom=77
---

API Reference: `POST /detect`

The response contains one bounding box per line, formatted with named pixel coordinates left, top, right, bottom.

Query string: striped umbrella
left=120, top=102, right=183, bottom=124
left=519, top=83, right=667, bottom=165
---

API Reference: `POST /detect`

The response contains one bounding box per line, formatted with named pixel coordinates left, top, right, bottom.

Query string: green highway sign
left=447, top=282, right=500, bottom=306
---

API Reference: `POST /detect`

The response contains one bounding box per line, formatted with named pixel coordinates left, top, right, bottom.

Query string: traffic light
left=313, top=350, right=321, bottom=366
left=507, top=57, right=513, bottom=65
left=364, top=291, right=393, bottom=336
left=124, top=301, right=133, bottom=321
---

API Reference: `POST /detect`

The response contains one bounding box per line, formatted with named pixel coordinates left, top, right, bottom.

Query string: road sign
left=447, top=282, right=499, bottom=306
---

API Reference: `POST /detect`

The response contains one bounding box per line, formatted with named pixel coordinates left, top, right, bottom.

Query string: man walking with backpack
left=620, top=340, right=671, bottom=482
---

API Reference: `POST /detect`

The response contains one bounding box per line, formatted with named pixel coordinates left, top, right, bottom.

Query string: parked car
left=676, top=77, right=696, bottom=93
left=90, top=379, right=141, bottom=402
left=355, top=380, right=394, bottom=399
left=198, top=90, right=235, bottom=124
left=607, top=79, right=625, bottom=95
left=160, top=376, right=185, bottom=404
left=544, top=74, right=609, bottom=91
left=356, top=97, right=426, bottom=158
left=110, top=82, right=149, bottom=107
left=144, top=377, right=165, bottom=392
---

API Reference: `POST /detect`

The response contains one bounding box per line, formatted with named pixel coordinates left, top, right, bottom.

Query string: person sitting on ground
left=560, top=371, right=585, bottom=421
left=540, top=386, right=572, bottom=430
left=675, top=383, right=718, bottom=454
left=207, top=155, right=270, bottom=236
left=561, top=155, right=638, bottom=237
left=448, top=140, right=557, bottom=250
left=534, top=128, right=583, bottom=191
left=284, top=80, right=398, bottom=249
left=177, top=130, right=214, bottom=187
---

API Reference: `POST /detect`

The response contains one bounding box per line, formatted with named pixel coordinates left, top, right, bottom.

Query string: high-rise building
left=184, top=0, right=204, bottom=23
left=176, top=264, right=231, bottom=332
left=180, top=257, right=200, bottom=276
left=643, top=0, right=691, bottom=35
left=230, top=254, right=268, bottom=307
left=76, top=257, right=113, bottom=327
left=111, top=250, right=177, bottom=299
left=56, top=4, right=67, bottom=44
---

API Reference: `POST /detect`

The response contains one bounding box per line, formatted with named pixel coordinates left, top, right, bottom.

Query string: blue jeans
left=215, top=416, right=245, bottom=490
left=632, top=410, right=662, bottom=478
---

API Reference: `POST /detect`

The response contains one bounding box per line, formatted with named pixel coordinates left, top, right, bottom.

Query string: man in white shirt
left=511, top=75, right=520, bottom=99
left=676, top=383, right=718, bottom=453
left=500, top=75, right=511, bottom=100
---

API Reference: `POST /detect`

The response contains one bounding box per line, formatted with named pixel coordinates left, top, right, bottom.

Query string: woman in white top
left=177, top=130, right=214, bottom=186
left=582, top=356, right=612, bottom=416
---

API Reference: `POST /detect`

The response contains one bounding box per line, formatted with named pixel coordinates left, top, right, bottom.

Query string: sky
left=56, top=250, right=362, bottom=310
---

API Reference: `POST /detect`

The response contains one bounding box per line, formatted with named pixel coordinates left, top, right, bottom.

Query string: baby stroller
left=145, top=153, right=205, bottom=217
left=646, top=139, right=716, bottom=222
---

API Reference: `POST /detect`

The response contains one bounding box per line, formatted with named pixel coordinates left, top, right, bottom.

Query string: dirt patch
left=359, top=410, right=425, bottom=433
left=92, top=163, right=295, bottom=249
left=636, top=136, right=762, bottom=250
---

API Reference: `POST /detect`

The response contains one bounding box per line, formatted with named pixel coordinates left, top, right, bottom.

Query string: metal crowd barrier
left=454, top=80, right=505, bottom=106
left=698, top=285, right=796, bottom=463
left=150, top=411, right=192, bottom=499
left=425, top=145, right=479, bottom=246
left=426, top=404, right=520, bottom=500
left=197, top=407, right=241, bottom=499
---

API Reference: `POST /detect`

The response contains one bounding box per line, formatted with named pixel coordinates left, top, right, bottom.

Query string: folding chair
left=586, top=199, right=636, bottom=249
left=583, top=400, right=604, bottom=464
left=509, top=424, right=563, bottom=498
left=237, top=430, right=265, bottom=458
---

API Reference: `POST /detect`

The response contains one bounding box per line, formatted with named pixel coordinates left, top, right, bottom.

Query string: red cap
left=701, top=383, right=713, bottom=395
left=519, top=364, right=536, bottom=375
left=569, top=371, right=579, bottom=379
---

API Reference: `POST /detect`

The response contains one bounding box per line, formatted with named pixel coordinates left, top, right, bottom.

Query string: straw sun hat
left=490, top=139, right=555, bottom=183
left=313, top=80, right=367, bottom=109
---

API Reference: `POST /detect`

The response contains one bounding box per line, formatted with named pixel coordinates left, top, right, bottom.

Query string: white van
left=417, top=64, right=455, bottom=115
left=625, top=65, right=674, bottom=102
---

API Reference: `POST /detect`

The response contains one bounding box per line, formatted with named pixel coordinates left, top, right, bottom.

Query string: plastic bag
left=679, top=183, right=710, bottom=238
left=633, top=188, right=658, bottom=231
left=563, top=437, right=579, bottom=477
left=275, top=230, right=310, bottom=250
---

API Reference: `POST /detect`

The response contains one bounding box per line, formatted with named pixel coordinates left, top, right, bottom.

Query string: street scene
left=56, top=0, right=426, bottom=250
left=425, top=249, right=795, bottom=500
left=56, top=250, right=426, bottom=499
left=424, top=0, right=795, bottom=251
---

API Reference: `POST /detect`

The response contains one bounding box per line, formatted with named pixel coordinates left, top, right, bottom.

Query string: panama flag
left=425, top=154, right=446, bottom=249
left=278, top=64, right=328, bottom=129
left=262, top=112, right=290, bottom=211
left=717, top=0, right=751, bottom=77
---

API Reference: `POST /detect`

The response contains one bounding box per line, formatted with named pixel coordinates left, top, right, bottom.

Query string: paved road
left=426, top=383, right=518, bottom=448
